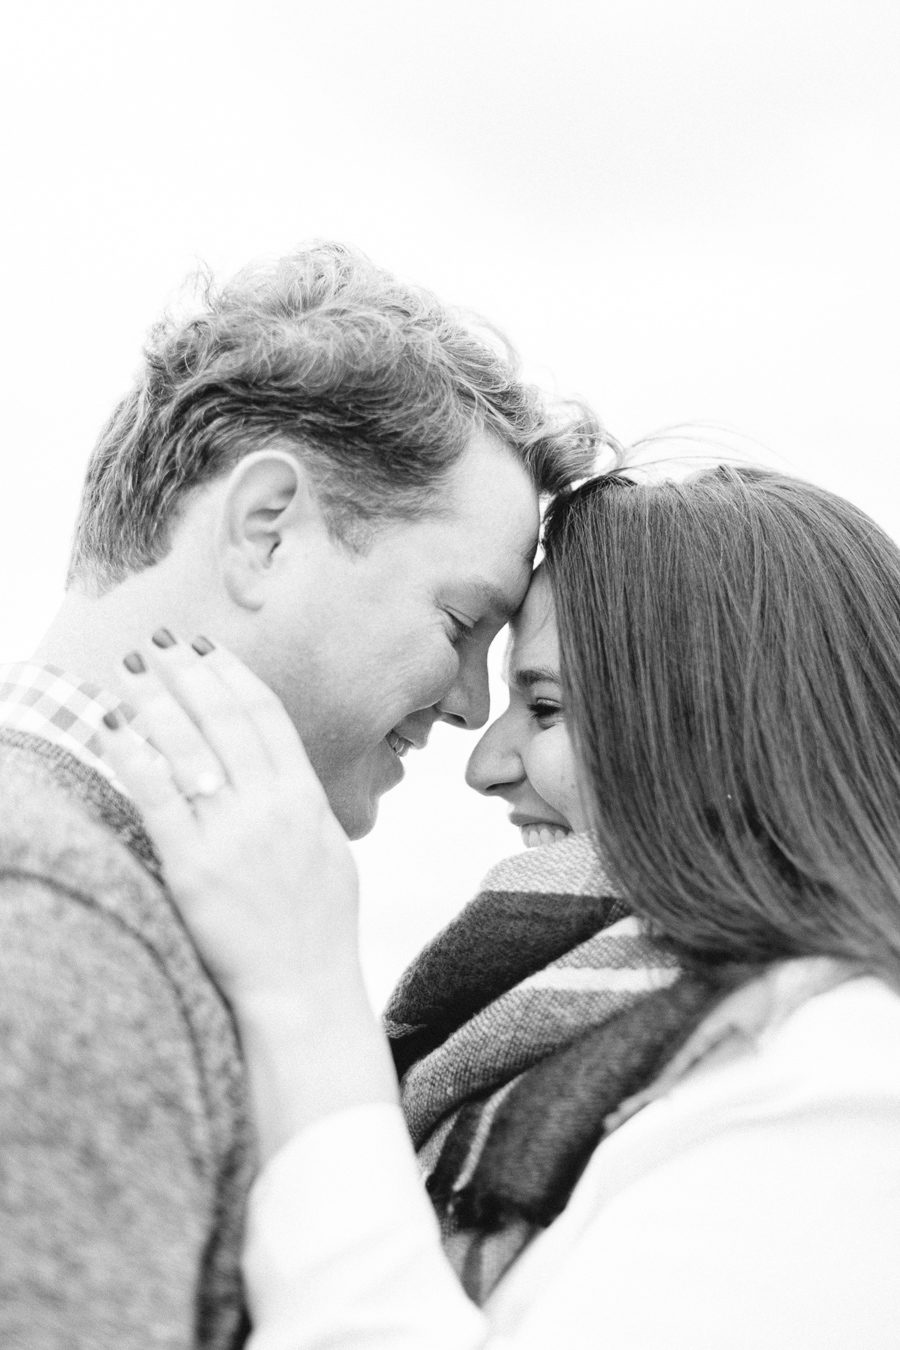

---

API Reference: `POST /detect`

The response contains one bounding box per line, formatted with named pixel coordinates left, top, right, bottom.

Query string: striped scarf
left=384, top=833, right=723, bottom=1304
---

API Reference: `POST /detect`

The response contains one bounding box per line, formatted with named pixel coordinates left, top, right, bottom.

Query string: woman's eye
left=528, top=699, right=563, bottom=728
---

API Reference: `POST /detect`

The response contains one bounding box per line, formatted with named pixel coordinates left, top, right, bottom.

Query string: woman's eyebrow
left=512, top=666, right=561, bottom=690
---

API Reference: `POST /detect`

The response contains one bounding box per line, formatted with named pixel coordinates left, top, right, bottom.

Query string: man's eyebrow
left=512, top=666, right=561, bottom=690
left=464, top=579, right=522, bottom=623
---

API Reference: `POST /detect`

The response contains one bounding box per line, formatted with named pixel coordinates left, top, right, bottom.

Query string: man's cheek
left=420, top=649, right=461, bottom=707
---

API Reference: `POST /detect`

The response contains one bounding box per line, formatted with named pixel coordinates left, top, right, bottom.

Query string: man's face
left=253, top=431, right=540, bottom=837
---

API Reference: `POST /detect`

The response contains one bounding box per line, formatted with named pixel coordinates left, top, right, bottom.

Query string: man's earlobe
left=218, top=450, right=313, bottom=610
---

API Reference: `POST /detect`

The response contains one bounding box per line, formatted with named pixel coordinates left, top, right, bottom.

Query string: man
left=0, top=243, right=602, bottom=1348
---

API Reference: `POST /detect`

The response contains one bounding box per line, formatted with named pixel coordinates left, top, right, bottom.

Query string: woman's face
left=465, top=566, right=590, bottom=847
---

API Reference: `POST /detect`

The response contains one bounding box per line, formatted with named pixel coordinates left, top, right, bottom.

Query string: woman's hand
left=99, top=632, right=398, bottom=1160
left=101, top=632, right=358, bottom=1001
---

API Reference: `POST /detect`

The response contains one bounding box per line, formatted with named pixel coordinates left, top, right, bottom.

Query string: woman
left=101, top=465, right=900, bottom=1347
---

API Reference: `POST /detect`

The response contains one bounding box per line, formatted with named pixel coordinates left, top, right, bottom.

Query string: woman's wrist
left=234, top=968, right=399, bottom=1163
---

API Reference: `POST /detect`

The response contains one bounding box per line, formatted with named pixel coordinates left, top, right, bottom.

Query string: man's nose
left=464, top=711, right=521, bottom=795
left=436, top=658, right=491, bottom=731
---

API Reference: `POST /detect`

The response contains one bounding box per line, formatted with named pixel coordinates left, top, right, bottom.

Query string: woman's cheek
left=526, top=730, right=582, bottom=825
left=556, top=726, right=590, bottom=831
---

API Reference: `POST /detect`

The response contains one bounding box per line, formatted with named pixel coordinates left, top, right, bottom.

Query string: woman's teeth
left=521, top=824, right=570, bottom=849
left=386, top=730, right=411, bottom=758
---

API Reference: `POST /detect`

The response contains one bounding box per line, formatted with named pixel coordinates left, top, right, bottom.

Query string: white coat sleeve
left=243, top=1103, right=489, bottom=1350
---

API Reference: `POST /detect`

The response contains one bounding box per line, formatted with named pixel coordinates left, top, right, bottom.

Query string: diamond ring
left=183, top=771, right=227, bottom=804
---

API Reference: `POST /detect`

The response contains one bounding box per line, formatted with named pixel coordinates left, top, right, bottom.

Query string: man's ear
left=217, top=450, right=318, bottom=610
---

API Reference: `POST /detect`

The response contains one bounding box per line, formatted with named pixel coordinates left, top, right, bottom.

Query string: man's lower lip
left=383, top=736, right=407, bottom=767
left=385, top=731, right=413, bottom=758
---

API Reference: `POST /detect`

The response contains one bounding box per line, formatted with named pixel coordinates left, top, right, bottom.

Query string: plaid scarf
left=384, top=833, right=724, bottom=1304
left=386, top=834, right=860, bottom=1304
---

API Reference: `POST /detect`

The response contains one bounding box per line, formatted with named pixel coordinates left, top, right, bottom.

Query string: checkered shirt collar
left=0, top=662, right=128, bottom=790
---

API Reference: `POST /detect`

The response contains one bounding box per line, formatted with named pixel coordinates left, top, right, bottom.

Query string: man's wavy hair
left=543, top=465, right=900, bottom=983
left=68, top=243, right=607, bottom=591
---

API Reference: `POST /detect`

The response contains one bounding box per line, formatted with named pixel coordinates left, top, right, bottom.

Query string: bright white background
left=2, top=1, right=898, bottom=1001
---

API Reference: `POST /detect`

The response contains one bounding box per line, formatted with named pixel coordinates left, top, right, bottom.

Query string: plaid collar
left=0, top=662, right=129, bottom=791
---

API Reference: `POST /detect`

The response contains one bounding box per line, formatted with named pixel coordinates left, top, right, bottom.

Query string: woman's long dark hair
left=543, top=466, right=900, bottom=980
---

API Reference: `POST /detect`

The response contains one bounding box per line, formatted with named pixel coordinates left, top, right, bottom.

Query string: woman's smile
left=512, top=817, right=573, bottom=849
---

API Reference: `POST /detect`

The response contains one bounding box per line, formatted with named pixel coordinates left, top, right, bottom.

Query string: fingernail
left=192, top=636, right=215, bottom=656
left=151, top=627, right=176, bottom=648
left=102, top=709, right=122, bottom=730
left=123, top=652, right=146, bottom=674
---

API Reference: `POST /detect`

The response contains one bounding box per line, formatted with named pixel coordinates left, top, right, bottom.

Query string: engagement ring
left=184, top=772, right=227, bottom=804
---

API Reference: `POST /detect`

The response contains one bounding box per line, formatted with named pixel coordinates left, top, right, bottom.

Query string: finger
left=140, top=632, right=277, bottom=784
left=95, top=710, right=202, bottom=866
left=116, top=646, right=232, bottom=799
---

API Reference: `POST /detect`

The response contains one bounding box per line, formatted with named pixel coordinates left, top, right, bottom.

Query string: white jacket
left=242, top=972, right=900, bottom=1349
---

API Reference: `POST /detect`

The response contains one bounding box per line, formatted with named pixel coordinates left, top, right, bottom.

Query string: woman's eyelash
left=528, top=699, right=563, bottom=725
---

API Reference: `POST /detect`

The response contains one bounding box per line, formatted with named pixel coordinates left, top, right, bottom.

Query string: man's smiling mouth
left=385, top=729, right=413, bottom=759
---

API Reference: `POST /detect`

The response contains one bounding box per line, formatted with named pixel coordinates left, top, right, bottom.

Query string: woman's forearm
left=234, top=965, right=400, bottom=1164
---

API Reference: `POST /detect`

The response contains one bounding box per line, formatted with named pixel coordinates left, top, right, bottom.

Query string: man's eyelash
left=445, top=613, right=474, bottom=642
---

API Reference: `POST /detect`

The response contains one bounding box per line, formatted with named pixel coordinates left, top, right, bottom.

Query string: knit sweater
left=0, top=730, right=256, bottom=1350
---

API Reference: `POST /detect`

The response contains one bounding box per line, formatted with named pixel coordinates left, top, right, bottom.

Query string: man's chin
left=343, top=802, right=379, bottom=841
left=329, top=787, right=381, bottom=841
left=326, top=748, right=405, bottom=839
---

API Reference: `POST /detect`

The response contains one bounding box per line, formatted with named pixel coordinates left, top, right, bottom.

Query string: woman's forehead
left=505, top=568, right=559, bottom=672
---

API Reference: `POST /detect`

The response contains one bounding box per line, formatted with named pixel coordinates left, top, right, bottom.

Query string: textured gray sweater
left=0, top=730, right=256, bottom=1349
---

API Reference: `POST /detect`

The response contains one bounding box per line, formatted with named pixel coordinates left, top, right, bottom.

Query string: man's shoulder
left=0, top=735, right=255, bottom=1349
left=0, top=732, right=166, bottom=930
left=0, top=731, right=245, bottom=1110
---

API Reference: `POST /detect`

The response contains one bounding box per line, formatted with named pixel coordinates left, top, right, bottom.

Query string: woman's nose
left=465, top=710, right=522, bottom=796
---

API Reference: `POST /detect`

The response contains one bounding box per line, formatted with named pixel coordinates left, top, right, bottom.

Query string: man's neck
left=33, top=570, right=200, bottom=692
